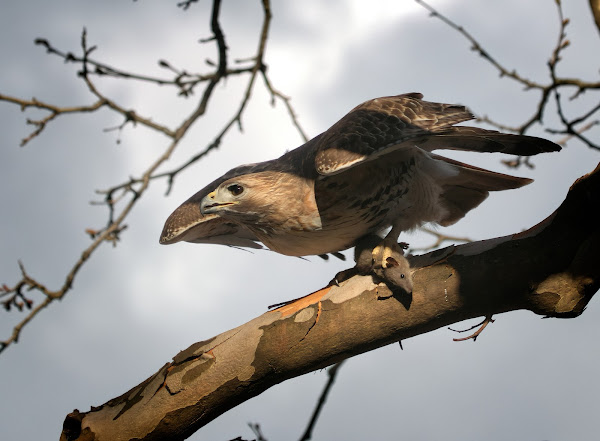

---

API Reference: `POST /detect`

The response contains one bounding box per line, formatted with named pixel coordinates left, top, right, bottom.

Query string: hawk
left=160, top=93, right=559, bottom=289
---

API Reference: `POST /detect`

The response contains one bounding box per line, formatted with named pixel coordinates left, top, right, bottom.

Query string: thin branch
left=1, top=0, right=287, bottom=355
left=415, top=0, right=600, bottom=144
left=550, top=91, right=600, bottom=150
left=261, top=71, right=309, bottom=143
left=550, top=120, right=600, bottom=146
left=450, top=315, right=495, bottom=342
left=248, top=423, right=267, bottom=441
left=33, top=36, right=256, bottom=98
left=546, top=26, right=600, bottom=152
left=0, top=93, right=108, bottom=146
left=177, top=0, right=200, bottom=11
left=415, top=0, right=543, bottom=90
left=2, top=15, right=273, bottom=148
left=410, top=227, right=472, bottom=252
left=0, top=73, right=176, bottom=144
left=298, top=361, right=345, bottom=441
left=96, top=0, right=281, bottom=198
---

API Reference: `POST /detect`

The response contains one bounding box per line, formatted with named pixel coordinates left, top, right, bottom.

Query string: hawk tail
left=432, top=154, right=532, bottom=227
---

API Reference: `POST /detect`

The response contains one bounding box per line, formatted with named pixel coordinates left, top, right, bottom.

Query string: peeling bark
left=60, top=164, right=600, bottom=441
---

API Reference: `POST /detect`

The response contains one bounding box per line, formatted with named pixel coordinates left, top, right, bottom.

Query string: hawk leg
left=331, top=234, right=413, bottom=296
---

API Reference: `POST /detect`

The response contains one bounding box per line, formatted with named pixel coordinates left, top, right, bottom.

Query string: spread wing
left=313, top=93, right=560, bottom=176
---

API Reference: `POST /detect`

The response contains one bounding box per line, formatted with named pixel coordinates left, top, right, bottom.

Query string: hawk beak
left=200, top=191, right=236, bottom=215
left=200, top=191, right=218, bottom=215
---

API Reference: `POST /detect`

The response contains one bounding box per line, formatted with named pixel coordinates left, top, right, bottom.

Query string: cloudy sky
left=1, top=1, right=599, bottom=440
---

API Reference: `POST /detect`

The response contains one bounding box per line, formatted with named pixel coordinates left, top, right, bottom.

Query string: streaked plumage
left=160, top=93, right=560, bottom=258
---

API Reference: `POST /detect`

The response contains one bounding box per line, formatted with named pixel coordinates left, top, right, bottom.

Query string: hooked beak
left=200, top=191, right=236, bottom=215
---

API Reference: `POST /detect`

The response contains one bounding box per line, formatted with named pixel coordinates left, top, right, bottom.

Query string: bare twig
left=33, top=35, right=257, bottom=98
left=248, top=423, right=267, bottom=441
left=177, top=0, right=200, bottom=11
left=95, top=0, right=308, bottom=198
left=261, top=71, right=309, bottom=143
left=450, top=315, right=495, bottom=342
left=415, top=0, right=600, bottom=149
left=410, top=227, right=472, bottom=252
left=551, top=120, right=600, bottom=146
left=0, top=93, right=108, bottom=146
left=298, top=361, right=345, bottom=441
left=1, top=0, right=302, bottom=355
left=549, top=92, right=600, bottom=151
left=415, top=0, right=543, bottom=90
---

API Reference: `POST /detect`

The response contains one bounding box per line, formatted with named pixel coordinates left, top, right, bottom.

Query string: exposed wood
left=61, top=164, right=600, bottom=441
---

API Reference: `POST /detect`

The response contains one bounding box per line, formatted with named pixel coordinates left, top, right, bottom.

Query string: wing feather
left=314, top=93, right=473, bottom=175
left=313, top=93, right=559, bottom=176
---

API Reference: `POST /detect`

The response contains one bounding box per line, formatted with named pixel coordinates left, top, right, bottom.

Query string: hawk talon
left=328, top=267, right=358, bottom=287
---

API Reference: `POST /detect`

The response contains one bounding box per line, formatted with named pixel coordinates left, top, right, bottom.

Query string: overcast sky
left=1, top=1, right=599, bottom=440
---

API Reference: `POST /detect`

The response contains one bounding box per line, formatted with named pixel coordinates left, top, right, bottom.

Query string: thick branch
left=60, top=165, right=600, bottom=441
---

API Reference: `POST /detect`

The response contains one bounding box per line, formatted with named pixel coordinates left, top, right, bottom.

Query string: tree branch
left=1, top=0, right=306, bottom=355
left=298, top=361, right=345, bottom=441
left=416, top=0, right=600, bottom=156
left=0, top=93, right=110, bottom=146
left=60, top=164, right=600, bottom=441
left=410, top=227, right=472, bottom=252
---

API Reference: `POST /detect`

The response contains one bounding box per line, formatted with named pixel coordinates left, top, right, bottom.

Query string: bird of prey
left=160, top=93, right=560, bottom=290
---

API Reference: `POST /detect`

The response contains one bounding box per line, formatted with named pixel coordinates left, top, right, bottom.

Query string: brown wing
left=313, top=93, right=560, bottom=176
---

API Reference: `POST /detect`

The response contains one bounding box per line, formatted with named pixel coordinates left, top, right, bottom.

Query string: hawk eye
left=227, top=184, right=244, bottom=196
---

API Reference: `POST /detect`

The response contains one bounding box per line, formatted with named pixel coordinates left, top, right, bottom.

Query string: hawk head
left=200, top=172, right=292, bottom=222
left=201, top=180, right=250, bottom=216
left=199, top=171, right=321, bottom=236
